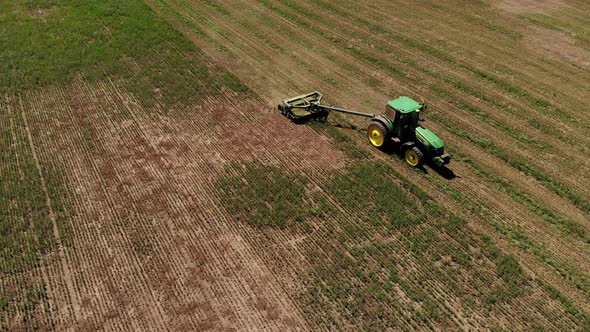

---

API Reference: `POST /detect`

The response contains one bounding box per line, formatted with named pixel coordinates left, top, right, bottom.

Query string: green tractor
left=278, top=92, right=451, bottom=167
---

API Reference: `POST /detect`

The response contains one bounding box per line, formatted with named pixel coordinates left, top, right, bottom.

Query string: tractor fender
left=400, top=141, right=416, bottom=152
left=371, top=115, right=394, bottom=133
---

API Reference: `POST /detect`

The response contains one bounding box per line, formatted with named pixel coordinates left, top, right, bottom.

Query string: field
left=1, top=0, right=589, bottom=330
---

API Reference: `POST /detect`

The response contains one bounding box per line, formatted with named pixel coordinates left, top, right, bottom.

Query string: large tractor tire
left=367, top=121, right=389, bottom=149
left=278, top=101, right=288, bottom=115
left=404, top=146, right=424, bottom=167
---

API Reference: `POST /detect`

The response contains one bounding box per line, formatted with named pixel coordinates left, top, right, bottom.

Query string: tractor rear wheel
left=278, top=102, right=287, bottom=115
left=367, top=121, right=388, bottom=149
left=404, top=146, right=424, bottom=167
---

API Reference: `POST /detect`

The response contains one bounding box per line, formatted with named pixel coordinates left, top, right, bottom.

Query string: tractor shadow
left=422, top=164, right=457, bottom=180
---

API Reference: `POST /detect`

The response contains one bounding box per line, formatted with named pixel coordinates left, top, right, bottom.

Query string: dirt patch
left=497, top=0, right=564, bottom=15
left=526, top=26, right=589, bottom=68
left=169, top=94, right=347, bottom=174
left=29, top=6, right=55, bottom=20
left=19, top=80, right=316, bottom=331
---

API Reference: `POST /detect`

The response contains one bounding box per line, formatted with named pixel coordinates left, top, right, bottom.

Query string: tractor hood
left=415, top=127, right=444, bottom=149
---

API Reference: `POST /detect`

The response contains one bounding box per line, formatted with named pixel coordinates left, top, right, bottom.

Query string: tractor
left=278, top=91, right=451, bottom=167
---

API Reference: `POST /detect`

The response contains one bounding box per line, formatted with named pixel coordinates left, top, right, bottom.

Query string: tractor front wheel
left=367, top=121, right=388, bottom=149
left=404, top=146, right=424, bottom=167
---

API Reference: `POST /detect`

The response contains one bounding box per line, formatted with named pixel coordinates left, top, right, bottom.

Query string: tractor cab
left=385, top=96, right=424, bottom=142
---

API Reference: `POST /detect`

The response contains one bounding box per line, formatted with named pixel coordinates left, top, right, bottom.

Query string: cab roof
left=387, top=96, right=422, bottom=114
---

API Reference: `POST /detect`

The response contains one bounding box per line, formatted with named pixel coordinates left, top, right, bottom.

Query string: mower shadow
left=424, top=164, right=457, bottom=180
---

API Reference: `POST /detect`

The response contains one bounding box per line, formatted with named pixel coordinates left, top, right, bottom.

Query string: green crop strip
left=0, top=0, right=250, bottom=107
left=302, top=159, right=540, bottom=328
left=486, top=254, right=530, bottom=305
left=215, top=162, right=328, bottom=229
left=287, top=124, right=550, bottom=327
left=0, top=101, right=69, bottom=328
left=429, top=168, right=590, bottom=300
left=537, top=279, right=590, bottom=330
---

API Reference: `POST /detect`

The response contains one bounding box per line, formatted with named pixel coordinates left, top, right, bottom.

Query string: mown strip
left=430, top=112, right=590, bottom=214
left=450, top=148, right=588, bottom=244
left=306, top=0, right=584, bottom=127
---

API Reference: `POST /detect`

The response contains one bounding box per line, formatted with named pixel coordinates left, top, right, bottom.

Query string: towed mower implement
left=278, top=91, right=451, bottom=167
left=278, top=91, right=375, bottom=124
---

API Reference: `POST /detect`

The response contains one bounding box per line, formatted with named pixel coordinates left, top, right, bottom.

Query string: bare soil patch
left=30, top=7, right=54, bottom=17
left=526, top=26, right=589, bottom=68
left=497, top=0, right=564, bottom=15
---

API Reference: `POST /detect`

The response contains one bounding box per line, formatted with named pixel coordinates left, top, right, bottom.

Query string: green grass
left=486, top=254, right=530, bottom=305
left=326, top=161, right=423, bottom=233
left=300, top=159, right=537, bottom=329
left=0, top=0, right=250, bottom=107
left=538, top=279, right=590, bottom=330
left=429, top=164, right=590, bottom=300
left=277, top=124, right=540, bottom=326
left=215, top=162, right=323, bottom=229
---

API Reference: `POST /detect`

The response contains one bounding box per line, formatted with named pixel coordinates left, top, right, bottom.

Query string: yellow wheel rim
left=368, top=127, right=384, bottom=147
left=405, top=149, right=419, bottom=167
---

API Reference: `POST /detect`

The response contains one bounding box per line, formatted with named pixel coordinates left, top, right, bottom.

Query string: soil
left=526, top=26, right=590, bottom=69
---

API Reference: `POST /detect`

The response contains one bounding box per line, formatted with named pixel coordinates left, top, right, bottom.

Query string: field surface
left=1, top=0, right=589, bottom=331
